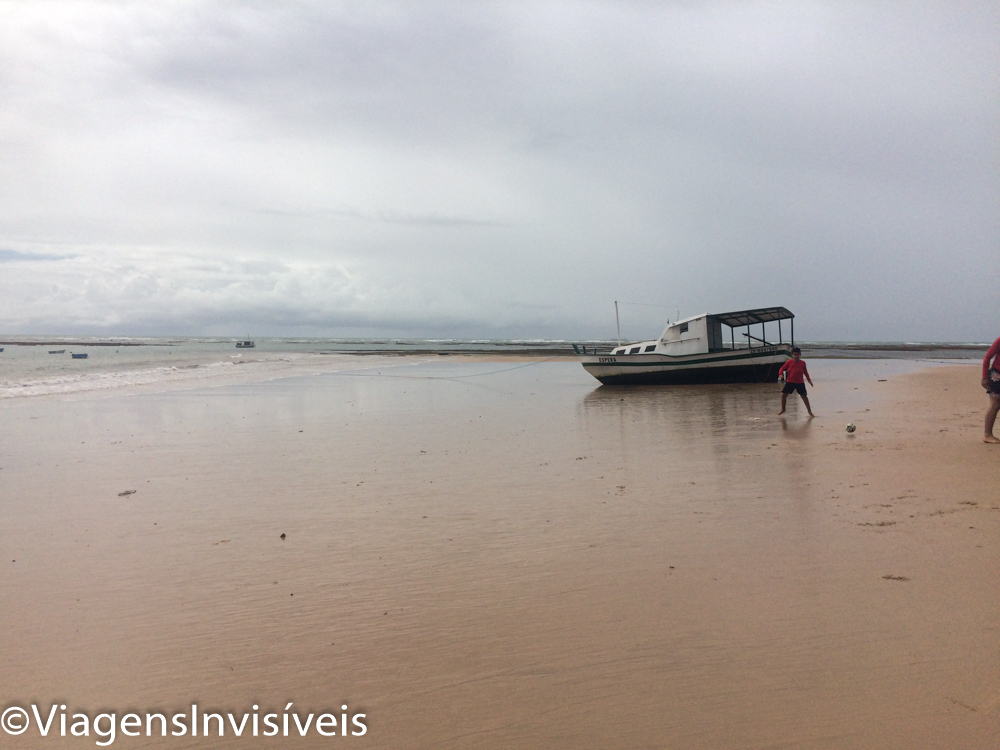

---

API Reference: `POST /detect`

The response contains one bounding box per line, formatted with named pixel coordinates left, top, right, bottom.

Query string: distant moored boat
left=71, top=353, right=88, bottom=359
left=49, top=349, right=66, bottom=354
left=236, top=339, right=255, bottom=348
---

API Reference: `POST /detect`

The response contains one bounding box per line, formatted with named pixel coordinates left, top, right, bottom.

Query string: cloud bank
left=1, top=1, right=996, bottom=340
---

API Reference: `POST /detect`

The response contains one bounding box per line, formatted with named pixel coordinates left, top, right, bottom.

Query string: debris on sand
left=118, top=489, right=136, bottom=497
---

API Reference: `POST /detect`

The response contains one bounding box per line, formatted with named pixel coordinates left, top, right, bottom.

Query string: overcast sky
left=0, top=1, right=996, bottom=341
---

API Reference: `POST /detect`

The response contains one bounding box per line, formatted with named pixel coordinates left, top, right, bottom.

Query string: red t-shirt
left=983, top=337, right=1000, bottom=378
left=778, top=358, right=811, bottom=384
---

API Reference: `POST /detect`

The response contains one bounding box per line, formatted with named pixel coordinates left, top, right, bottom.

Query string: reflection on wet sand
left=580, top=382, right=819, bottom=496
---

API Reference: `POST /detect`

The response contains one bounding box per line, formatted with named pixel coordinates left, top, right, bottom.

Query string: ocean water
left=0, top=336, right=590, bottom=399
left=0, top=338, right=391, bottom=399
left=0, top=335, right=987, bottom=400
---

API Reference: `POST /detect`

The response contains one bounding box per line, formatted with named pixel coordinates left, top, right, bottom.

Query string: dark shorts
left=988, top=369, right=1000, bottom=396
left=782, top=381, right=807, bottom=396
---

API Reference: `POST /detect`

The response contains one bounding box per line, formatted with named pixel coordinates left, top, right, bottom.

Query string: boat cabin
left=608, top=306, right=795, bottom=356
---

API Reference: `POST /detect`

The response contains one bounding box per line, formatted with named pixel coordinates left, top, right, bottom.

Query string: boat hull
left=580, top=345, right=792, bottom=385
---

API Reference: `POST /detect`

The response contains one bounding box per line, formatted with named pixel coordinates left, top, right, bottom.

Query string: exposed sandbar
left=0, top=362, right=997, bottom=748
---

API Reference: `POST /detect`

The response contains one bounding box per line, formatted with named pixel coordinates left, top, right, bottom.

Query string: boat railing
left=715, top=343, right=765, bottom=351
left=572, top=344, right=616, bottom=355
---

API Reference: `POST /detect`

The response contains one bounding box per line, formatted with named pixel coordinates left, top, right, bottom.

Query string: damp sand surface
left=1, top=359, right=998, bottom=748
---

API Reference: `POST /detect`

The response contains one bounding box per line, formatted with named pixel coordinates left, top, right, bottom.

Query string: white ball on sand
left=846, top=423, right=856, bottom=433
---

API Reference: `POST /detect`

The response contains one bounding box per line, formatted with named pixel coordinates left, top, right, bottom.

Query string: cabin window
left=628, top=346, right=641, bottom=354
left=644, top=344, right=656, bottom=352
left=679, top=323, right=688, bottom=334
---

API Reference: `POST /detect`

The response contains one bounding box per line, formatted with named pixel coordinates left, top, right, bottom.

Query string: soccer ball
left=846, top=423, right=856, bottom=433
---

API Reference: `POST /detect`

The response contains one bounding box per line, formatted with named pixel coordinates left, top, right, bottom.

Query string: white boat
left=235, top=340, right=255, bottom=349
left=577, top=306, right=795, bottom=385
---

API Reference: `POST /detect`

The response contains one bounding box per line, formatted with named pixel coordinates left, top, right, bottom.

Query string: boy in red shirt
left=982, top=336, right=1000, bottom=443
left=777, top=347, right=815, bottom=417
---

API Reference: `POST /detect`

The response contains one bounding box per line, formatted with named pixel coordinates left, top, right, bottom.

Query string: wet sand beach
left=1, top=359, right=998, bottom=748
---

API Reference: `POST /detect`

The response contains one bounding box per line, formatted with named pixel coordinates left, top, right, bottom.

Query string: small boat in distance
left=49, top=349, right=66, bottom=354
left=71, top=353, right=88, bottom=359
left=236, top=338, right=255, bottom=348
left=576, top=306, right=795, bottom=385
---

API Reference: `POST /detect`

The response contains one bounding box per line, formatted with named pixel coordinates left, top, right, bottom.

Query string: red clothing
left=984, top=337, right=1000, bottom=378
left=778, top=358, right=811, bottom=384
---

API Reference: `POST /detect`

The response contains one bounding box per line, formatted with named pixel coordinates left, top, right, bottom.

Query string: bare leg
left=985, top=395, right=1000, bottom=443
left=778, top=393, right=787, bottom=415
left=801, top=394, right=815, bottom=418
